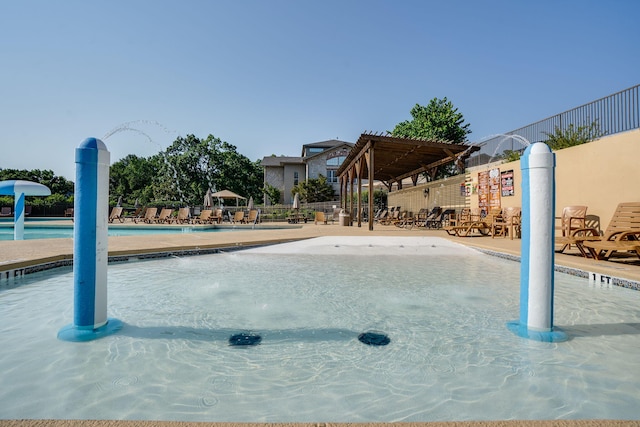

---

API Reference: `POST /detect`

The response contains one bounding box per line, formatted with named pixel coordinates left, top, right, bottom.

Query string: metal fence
left=466, top=84, right=640, bottom=167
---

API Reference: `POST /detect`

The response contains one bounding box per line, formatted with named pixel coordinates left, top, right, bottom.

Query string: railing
left=466, top=84, right=639, bottom=167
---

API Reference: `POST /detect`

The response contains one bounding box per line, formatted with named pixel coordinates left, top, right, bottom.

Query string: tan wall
left=388, top=129, right=640, bottom=230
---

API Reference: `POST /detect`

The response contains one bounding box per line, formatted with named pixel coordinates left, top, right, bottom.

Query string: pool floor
left=1, top=237, right=639, bottom=422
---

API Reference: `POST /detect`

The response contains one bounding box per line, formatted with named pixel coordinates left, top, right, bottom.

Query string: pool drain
left=358, top=331, right=390, bottom=346
left=229, top=333, right=262, bottom=346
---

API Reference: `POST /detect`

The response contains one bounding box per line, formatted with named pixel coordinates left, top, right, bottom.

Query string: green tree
left=263, top=183, right=281, bottom=205
left=0, top=168, right=74, bottom=207
left=391, top=97, right=471, bottom=181
left=544, top=121, right=604, bottom=150
left=391, top=97, right=471, bottom=143
left=292, top=175, right=336, bottom=203
left=109, top=134, right=263, bottom=207
left=109, top=155, right=158, bottom=205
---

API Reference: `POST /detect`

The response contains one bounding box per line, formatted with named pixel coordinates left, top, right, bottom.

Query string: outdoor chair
left=0, top=206, right=11, bottom=217
left=428, top=208, right=455, bottom=229
left=172, top=207, right=191, bottom=224
left=232, top=210, right=246, bottom=223
left=126, top=207, right=144, bottom=222
left=154, top=208, right=174, bottom=224
left=136, top=207, right=158, bottom=224
left=314, top=211, right=328, bottom=225
left=578, top=202, right=640, bottom=260
left=108, top=206, right=125, bottom=223
left=491, top=206, right=521, bottom=239
left=247, top=209, right=259, bottom=224
left=555, top=206, right=588, bottom=254
left=192, top=209, right=212, bottom=224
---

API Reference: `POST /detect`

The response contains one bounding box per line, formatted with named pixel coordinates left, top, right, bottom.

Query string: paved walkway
left=1, top=221, right=640, bottom=287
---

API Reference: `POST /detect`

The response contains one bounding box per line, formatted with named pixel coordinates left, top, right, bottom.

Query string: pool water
left=0, top=237, right=639, bottom=422
left=0, top=224, right=231, bottom=240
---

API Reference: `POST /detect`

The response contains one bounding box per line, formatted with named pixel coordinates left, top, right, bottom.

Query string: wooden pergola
left=336, top=132, right=481, bottom=230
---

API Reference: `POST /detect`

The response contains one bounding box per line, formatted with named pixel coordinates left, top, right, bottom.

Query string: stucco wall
left=387, top=129, right=640, bottom=230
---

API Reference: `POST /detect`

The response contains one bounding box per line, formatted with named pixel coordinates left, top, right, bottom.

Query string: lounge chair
left=247, top=209, right=259, bottom=224
left=193, top=209, right=212, bottom=224
left=172, top=207, right=191, bottom=224
left=126, top=207, right=145, bottom=222
left=155, top=208, right=174, bottom=224
left=414, top=207, right=441, bottom=228
left=64, top=208, right=74, bottom=217
left=232, top=210, right=246, bottom=224
left=314, top=211, right=328, bottom=225
left=0, top=206, right=11, bottom=217
left=579, top=202, right=640, bottom=260
left=379, top=209, right=402, bottom=226
left=428, top=208, right=455, bottom=229
left=212, top=208, right=224, bottom=224
left=491, top=206, right=521, bottom=239
left=374, top=209, right=389, bottom=224
left=555, top=206, right=588, bottom=254
left=136, top=207, right=158, bottom=224
left=108, top=206, right=125, bottom=223
left=444, top=207, right=498, bottom=236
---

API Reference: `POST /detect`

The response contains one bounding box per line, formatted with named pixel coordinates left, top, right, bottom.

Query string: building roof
left=301, top=139, right=354, bottom=156
left=260, top=156, right=304, bottom=167
left=337, top=132, right=480, bottom=184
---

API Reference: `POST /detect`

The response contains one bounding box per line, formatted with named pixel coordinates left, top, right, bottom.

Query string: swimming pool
left=1, top=236, right=639, bottom=422
left=0, top=223, right=256, bottom=240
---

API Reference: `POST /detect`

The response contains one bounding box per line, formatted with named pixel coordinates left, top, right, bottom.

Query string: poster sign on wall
left=478, top=170, right=490, bottom=213
left=479, top=169, right=502, bottom=215
left=489, top=168, right=501, bottom=208
left=501, top=170, right=514, bottom=197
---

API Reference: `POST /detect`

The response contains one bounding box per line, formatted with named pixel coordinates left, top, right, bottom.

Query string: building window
left=327, top=170, right=338, bottom=183
left=326, top=156, right=346, bottom=167
left=294, top=171, right=299, bottom=185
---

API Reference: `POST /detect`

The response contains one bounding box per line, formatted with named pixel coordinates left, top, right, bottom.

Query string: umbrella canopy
left=116, top=196, right=122, bottom=207
left=211, top=189, right=246, bottom=207
left=203, top=188, right=214, bottom=208
left=247, top=196, right=254, bottom=210
left=292, top=193, right=300, bottom=210
left=0, top=180, right=51, bottom=240
left=134, top=198, right=140, bottom=208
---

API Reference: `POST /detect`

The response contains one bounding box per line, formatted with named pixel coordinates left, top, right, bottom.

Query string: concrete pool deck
left=1, top=221, right=640, bottom=287
left=1, top=222, right=640, bottom=427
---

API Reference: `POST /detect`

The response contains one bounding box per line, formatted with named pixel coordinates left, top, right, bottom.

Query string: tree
left=544, top=121, right=604, bottom=150
left=0, top=168, right=74, bottom=207
left=263, top=183, right=281, bottom=205
left=110, top=134, right=264, bottom=206
left=292, top=175, right=335, bottom=203
left=391, top=97, right=471, bottom=144
left=391, top=97, right=471, bottom=181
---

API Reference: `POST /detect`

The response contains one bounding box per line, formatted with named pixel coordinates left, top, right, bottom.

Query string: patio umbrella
left=247, top=196, right=254, bottom=210
left=203, top=188, right=214, bottom=208
left=292, top=193, right=300, bottom=210
left=116, top=196, right=122, bottom=207
left=0, top=179, right=51, bottom=240
left=134, top=199, right=140, bottom=209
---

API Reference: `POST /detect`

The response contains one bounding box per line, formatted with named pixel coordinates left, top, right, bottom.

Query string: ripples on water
left=0, top=240, right=639, bottom=422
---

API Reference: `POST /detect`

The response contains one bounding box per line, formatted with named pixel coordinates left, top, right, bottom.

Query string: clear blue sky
left=1, top=0, right=638, bottom=180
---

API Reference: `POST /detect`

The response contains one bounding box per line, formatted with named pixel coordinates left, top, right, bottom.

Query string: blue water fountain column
left=58, top=138, right=122, bottom=342
left=507, top=142, right=567, bottom=342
